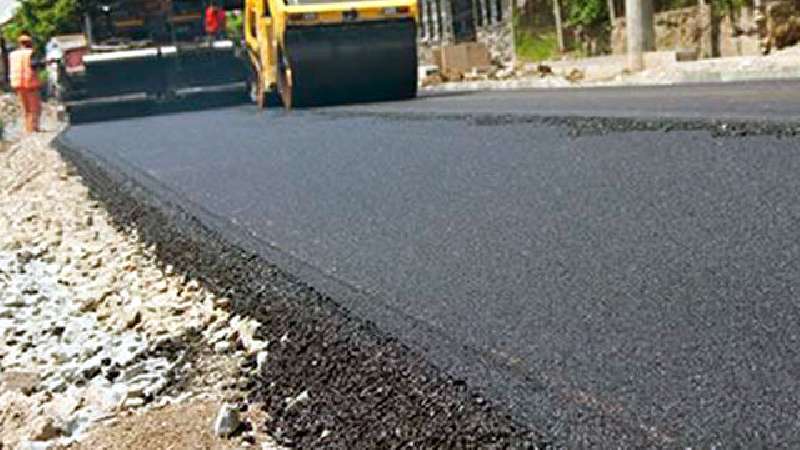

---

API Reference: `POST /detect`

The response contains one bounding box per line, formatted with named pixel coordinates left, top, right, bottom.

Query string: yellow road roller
left=244, top=0, right=418, bottom=108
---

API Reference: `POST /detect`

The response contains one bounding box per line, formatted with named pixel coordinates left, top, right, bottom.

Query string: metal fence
left=419, top=0, right=508, bottom=44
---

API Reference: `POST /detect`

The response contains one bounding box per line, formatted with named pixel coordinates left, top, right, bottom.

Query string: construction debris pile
left=419, top=41, right=565, bottom=87
left=420, top=60, right=565, bottom=87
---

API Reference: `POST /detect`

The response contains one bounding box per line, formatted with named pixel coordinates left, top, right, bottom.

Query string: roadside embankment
left=1, top=116, right=281, bottom=449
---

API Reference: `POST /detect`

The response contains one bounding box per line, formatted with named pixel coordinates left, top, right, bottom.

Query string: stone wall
left=765, top=0, right=800, bottom=51
left=718, top=6, right=761, bottom=57
left=611, top=5, right=712, bottom=56
left=611, top=1, right=800, bottom=58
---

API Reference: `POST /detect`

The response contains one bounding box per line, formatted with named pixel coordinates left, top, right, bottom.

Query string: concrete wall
left=611, top=1, right=800, bottom=58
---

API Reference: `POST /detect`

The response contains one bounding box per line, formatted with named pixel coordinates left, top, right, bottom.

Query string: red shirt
left=205, top=6, right=220, bottom=33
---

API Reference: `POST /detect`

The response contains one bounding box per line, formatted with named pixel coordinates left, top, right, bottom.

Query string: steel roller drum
left=283, top=18, right=417, bottom=107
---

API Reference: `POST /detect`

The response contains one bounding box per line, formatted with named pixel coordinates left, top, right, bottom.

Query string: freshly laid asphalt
left=63, top=81, right=800, bottom=447
left=357, top=80, right=800, bottom=121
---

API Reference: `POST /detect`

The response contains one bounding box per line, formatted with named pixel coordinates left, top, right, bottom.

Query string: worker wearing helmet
left=9, top=31, right=42, bottom=133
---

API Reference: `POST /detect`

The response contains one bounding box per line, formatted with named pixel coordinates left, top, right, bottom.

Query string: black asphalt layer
left=402, top=80, right=800, bottom=122
left=59, top=140, right=539, bottom=449
left=62, top=81, right=800, bottom=447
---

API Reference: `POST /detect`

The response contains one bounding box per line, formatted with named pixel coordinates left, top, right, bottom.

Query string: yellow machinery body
left=244, top=0, right=419, bottom=107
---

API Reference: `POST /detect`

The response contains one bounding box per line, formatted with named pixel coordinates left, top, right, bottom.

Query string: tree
left=565, top=0, right=609, bottom=27
left=554, top=0, right=565, bottom=52
left=3, top=0, right=83, bottom=51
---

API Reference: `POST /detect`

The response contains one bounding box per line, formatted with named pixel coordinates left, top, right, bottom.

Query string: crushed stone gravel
left=0, top=124, right=282, bottom=449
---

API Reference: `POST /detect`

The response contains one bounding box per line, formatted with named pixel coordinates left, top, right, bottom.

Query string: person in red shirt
left=205, top=1, right=226, bottom=41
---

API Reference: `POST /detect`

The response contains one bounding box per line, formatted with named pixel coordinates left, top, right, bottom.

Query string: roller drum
left=284, top=18, right=417, bottom=107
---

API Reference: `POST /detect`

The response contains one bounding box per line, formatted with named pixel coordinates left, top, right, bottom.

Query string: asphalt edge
left=52, top=128, right=548, bottom=449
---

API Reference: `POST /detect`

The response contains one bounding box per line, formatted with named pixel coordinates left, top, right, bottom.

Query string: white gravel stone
left=213, top=403, right=241, bottom=437
left=215, top=341, right=233, bottom=354
left=256, top=351, right=269, bottom=373
left=17, top=440, right=57, bottom=450
left=27, top=416, right=63, bottom=441
left=285, top=390, right=310, bottom=411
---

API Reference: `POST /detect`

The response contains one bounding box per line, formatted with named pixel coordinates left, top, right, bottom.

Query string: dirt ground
left=67, top=401, right=250, bottom=450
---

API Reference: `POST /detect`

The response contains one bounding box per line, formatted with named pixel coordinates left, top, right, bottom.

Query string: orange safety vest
left=9, top=48, right=40, bottom=90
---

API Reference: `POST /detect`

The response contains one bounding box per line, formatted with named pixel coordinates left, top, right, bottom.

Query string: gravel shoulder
left=0, top=107, right=282, bottom=449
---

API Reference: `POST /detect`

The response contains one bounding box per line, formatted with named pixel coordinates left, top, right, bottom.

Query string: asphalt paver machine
left=54, top=0, right=249, bottom=122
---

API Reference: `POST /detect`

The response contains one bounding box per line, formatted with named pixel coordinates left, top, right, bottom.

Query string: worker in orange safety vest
left=9, top=31, right=42, bottom=133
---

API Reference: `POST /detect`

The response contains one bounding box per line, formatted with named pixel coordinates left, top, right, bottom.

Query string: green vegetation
left=565, top=0, right=608, bottom=27
left=515, top=28, right=559, bottom=62
left=515, top=0, right=754, bottom=61
left=2, top=0, right=247, bottom=51
left=3, top=0, right=82, bottom=51
left=226, top=11, right=243, bottom=41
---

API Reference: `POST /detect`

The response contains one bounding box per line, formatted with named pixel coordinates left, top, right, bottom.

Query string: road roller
left=244, top=0, right=418, bottom=108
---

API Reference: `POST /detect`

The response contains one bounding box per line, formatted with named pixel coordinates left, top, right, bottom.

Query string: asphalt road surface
left=63, top=81, right=800, bottom=447
left=359, top=80, right=800, bottom=121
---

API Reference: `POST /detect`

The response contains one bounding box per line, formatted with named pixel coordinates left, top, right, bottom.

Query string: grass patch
left=515, top=28, right=559, bottom=62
